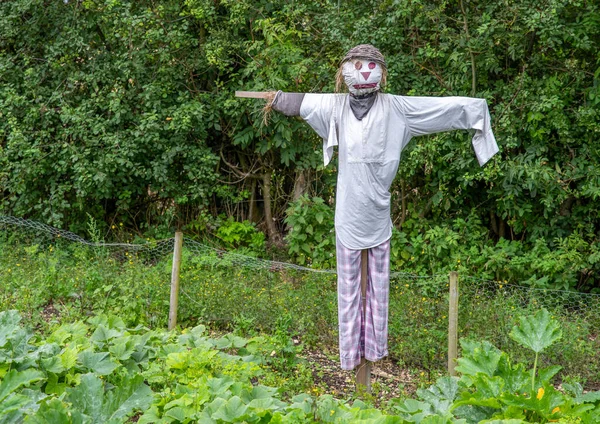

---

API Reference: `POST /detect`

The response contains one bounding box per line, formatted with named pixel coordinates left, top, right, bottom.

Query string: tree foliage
left=1, top=0, right=600, bottom=287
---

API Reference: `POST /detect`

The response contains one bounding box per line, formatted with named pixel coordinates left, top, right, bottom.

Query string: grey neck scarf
left=349, top=91, right=377, bottom=120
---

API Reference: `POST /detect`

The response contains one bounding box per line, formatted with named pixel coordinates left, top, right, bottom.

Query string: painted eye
left=354, top=61, right=363, bottom=70
left=368, top=62, right=376, bottom=69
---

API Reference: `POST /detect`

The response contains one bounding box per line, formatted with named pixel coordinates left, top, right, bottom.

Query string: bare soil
left=299, top=346, right=420, bottom=406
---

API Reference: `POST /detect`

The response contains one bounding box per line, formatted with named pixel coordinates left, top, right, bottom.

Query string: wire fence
left=1, top=215, right=600, bottom=386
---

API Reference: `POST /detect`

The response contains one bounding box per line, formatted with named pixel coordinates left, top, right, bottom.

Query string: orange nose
left=360, top=72, right=371, bottom=81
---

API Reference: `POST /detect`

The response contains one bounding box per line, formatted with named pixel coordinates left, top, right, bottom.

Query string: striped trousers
left=336, top=237, right=391, bottom=370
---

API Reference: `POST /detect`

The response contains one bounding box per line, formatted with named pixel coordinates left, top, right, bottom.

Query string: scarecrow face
left=342, top=58, right=383, bottom=96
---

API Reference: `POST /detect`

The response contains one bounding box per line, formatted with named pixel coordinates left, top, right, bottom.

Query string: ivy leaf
left=509, top=309, right=562, bottom=354
left=78, top=351, right=119, bottom=375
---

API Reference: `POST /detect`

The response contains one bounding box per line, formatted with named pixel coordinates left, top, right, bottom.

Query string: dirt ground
left=299, top=345, right=421, bottom=406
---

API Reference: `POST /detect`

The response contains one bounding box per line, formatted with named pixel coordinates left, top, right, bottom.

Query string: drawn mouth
left=352, top=83, right=377, bottom=89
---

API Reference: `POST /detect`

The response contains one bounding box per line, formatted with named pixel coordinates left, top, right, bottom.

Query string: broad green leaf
left=315, top=395, right=353, bottom=423
left=65, top=373, right=103, bottom=421
left=288, top=394, right=313, bottom=414
left=60, top=347, right=78, bottom=370
left=496, top=357, right=529, bottom=394
left=577, top=390, right=600, bottom=404
left=88, top=315, right=126, bottom=331
left=47, top=322, right=88, bottom=346
left=104, top=374, right=154, bottom=422
left=166, top=350, right=192, bottom=370
left=40, top=356, right=64, bottom=374
left=164, top=406, right=190, bottom=421
left=417, top=377, right=459, bottom=416
left=25, top=398, right=85, bottom=424
left=0, top=393, right=30, bottom=416
left=0, top=311, right=21, bottom=348
left=242, top=385, right=278, bottom=403
left=479, top=420, right=527, bottom=424
left=78, top=351, right=119, bottom=375
left=45, top=373, right=67, bottom=396
left=109, top=338, right=136, bottom=361
left=474, top=374, right=505, bottom=399
left=453, top=390, right=502, bottom=410
left=420, top=415, right=455, bottom=424
left=537, top=365, right=562, bottom=385
left=90, top=325, right=123, bottom=345
left=0, top=369, right=44, bottom=403
left=509, top=309, right=562, bottom=354
left=66, top=373, right=153, bottom=423
left=502, top=384, right=565, bottom=416
left=453, top=404, right=502, bottom=423
left=247, top=397, right=286, bottom=417
left=455, top=340, right=503, bottom=377
left=164, top=393, right=195, bottom=410
left=215, top=334, right=247, bottom=350
left=207, top=377, right=235, bottom=396
left=211, top=396, right=248, bottom=422
left=137, top=405, right=164, bottom=424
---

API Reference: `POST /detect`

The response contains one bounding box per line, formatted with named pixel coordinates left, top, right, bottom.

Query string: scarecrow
left=238, top=44, right=498, bottom=371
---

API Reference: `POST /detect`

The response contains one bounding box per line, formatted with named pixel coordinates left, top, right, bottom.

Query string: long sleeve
left=300, top=94, right=342, bottom=166
left=271, top=91, right=306, bottom=116
left=271, top=91, right=341, bottom=166
left=394, top=95, right=499, bottom=166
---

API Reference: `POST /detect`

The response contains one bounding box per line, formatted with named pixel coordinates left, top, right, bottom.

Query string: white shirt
left=299, top=93, right=499, bottom=250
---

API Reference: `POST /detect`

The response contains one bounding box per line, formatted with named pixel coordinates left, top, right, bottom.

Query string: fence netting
left=1, top=215, right=599, bottom=385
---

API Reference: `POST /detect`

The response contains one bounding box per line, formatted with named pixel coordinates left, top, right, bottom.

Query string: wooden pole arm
left=235, top=91, right=273, bottom=99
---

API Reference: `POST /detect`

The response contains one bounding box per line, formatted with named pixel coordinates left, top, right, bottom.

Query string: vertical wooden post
left=356, top=249, right=372, bottom=393
left=448, top=271, right=459, bottom=376
left=168, top=231, right=183, bottom=331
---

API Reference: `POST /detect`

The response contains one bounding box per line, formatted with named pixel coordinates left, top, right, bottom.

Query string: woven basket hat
left=342, top=44, right=387, bottom=68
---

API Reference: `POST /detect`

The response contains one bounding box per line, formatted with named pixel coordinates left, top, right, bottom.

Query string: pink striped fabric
left=336, top=237, right=391, bottom=370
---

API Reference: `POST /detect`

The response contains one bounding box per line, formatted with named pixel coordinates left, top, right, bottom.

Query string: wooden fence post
left=168, top=231, right=183, bottom=331
left=448, top=271, right=459, bottom=376
left=356, top=249, right=372, bottom=393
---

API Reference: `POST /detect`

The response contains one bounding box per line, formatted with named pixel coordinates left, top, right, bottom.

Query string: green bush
left=284, top=195, right=335, bottom=268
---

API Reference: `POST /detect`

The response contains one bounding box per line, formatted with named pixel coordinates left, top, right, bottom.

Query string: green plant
left=390, top=308, right=600, bottom=423
left=284, top=195, right=335, bottom=268
left=216, top=217, right=266, bottom=254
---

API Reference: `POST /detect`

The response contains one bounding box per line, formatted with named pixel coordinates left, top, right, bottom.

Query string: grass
left=1, top=228, right=600, bottom=392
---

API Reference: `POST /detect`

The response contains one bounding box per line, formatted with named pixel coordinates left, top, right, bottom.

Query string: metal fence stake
left=168, top=231, right=183, bottom=331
